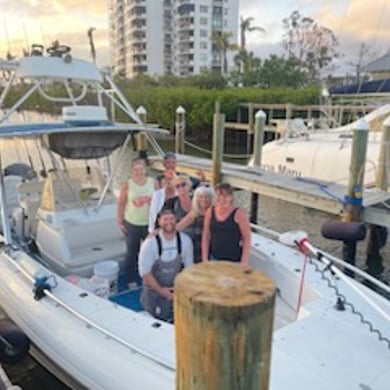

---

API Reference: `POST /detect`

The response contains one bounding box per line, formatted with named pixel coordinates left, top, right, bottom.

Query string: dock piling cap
left=174, top=262, right=275, bottom=309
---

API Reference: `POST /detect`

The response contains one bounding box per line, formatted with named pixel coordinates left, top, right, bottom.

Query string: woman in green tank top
left=117, top=158, right=157, bottom=288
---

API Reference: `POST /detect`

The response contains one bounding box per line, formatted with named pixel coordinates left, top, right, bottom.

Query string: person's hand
left=196, top=169, right=206, bottom=181
left=160, top=287, right=174, bottom=300
left=118, top=221, right=127, bottom=235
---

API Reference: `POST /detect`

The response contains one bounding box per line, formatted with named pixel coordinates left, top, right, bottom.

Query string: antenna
left=22, top=23, right=30, bottom=56
left=3, top=19, right=13, bottom=59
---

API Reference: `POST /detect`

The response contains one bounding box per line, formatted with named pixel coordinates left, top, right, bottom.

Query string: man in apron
left=139, top=207, right=193, bottom=321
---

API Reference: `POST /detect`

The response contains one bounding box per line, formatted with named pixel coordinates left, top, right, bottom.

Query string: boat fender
left=0, top=320, right=30, bottom=365
left=321, top=220, right=366, bottom=242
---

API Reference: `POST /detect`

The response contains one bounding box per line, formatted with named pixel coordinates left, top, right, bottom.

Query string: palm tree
left=240, top=16, right=265, bottom=50
left=211, top=31, right=239, bottom=76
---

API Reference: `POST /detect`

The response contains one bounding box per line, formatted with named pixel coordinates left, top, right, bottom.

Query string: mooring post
left=250, top=110, right=267, bottom=223
left=247, top=103, right=254, bottom=155
left=135, top=106, right=148, bottom=153
left=252, top=110, right=267, bottom=168
left=342, top=119, right=369, bottom=269
left=175, top=106, right=186, bottom=154
left=365, top=117, right=390, bottom=278
left=212, top=101, right=225, bottom=186
left=175, top=262, right=275, bottom=390
left=375, top=116, right=390, bottom=190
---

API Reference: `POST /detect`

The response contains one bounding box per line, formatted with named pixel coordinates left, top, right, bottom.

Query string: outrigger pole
left=0, top=154, right=12, bottom=246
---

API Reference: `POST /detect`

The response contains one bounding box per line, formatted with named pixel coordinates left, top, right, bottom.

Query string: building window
left=200, top=41, right=208, bottom=50
left=200, top=5, right=208, bottom=13
left=200, top=29, right=208, bottom=38
left=199, top=53, right=208, bottom=62
left=200, top=17, right=208, bottom=25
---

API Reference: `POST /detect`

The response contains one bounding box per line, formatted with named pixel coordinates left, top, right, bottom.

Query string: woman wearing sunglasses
left=176, top=185, right=215, bottom=263
left=164, top=175, right=193, bottom=225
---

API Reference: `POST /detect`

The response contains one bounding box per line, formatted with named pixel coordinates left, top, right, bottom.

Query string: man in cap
left=159, top=152, right=205, bottom=190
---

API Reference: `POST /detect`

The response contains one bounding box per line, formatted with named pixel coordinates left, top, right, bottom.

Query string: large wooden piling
left=175, top=262, right=276, bottom=390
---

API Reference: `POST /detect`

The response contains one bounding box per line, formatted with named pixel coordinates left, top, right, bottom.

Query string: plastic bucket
left=93, top=261, right=119, bottom=296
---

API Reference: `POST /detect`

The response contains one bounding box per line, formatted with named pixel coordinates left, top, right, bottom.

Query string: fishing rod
left=34, top=138, right=47, bottom=178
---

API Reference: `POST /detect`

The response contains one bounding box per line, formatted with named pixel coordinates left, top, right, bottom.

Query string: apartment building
left=109, top=0, right=239, bottom=78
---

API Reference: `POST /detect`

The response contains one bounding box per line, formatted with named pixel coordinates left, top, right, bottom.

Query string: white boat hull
left=1, top=230, right=389, bottom=389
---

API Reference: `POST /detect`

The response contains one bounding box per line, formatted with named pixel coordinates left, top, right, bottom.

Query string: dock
left=0, top=363, right=19, bottom=390
left=150, top=154, right=390, bottom=228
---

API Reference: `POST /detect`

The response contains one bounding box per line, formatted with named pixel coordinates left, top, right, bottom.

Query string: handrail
left=250, top=223, right=390, bottom=296
left=4, top=251, right=175, bottom=372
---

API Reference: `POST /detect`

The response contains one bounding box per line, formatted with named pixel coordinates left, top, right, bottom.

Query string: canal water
left=1, top=137, right=389, bottom=388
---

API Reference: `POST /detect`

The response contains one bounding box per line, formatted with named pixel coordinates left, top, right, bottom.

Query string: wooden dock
left=150, top=154, right=390, bottom=228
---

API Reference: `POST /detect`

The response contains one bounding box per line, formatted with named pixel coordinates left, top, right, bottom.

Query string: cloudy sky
left=1, top=0, right=390, bottom=74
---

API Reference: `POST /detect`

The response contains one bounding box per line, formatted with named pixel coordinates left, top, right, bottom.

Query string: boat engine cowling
left=321, top=220, right=366, bottom=242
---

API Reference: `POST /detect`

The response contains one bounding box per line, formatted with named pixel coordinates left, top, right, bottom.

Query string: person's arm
left=201, top=208, right=212, bottom=262
left=181, top=233, right=194, bottom=268
left=148, top=190, right=161, bottom=233
left=235, top=208, right=251, bottom=266
left=117, top=182, right=128, bottom=234
left=176, top=210, right=196, bottom=231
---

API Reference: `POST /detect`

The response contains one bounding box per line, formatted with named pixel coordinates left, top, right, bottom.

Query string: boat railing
left=250, top=224, right=390, bottom=303
left=251, top=224, right=390, bottom=323
left=4, top=251, right=175, bottom=372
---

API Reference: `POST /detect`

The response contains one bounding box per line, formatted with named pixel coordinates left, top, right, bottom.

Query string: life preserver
left=0, top=320, right=30, bottom=364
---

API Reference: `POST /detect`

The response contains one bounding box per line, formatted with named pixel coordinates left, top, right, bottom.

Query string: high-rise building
left=109, top=0, right=239, bottom=78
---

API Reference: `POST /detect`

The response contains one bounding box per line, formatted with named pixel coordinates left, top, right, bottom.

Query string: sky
left=1, top=0, right=390, bottom=75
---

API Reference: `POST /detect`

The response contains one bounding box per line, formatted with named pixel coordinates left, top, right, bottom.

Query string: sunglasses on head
left=176, top=182, right=187, bottom=189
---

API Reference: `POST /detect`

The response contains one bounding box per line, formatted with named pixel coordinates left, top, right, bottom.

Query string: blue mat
left=110, top=288, right=144, bottom=311
left=110, top=273, right=144, bottom=311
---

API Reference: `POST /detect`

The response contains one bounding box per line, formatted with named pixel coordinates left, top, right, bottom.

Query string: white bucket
left=93, top=261, right=119, bottom=296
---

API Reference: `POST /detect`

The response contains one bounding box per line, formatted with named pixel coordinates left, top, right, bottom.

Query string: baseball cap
left=157, top=207, right=175, bottom=219
left=163, top=152, right=176, bottom=160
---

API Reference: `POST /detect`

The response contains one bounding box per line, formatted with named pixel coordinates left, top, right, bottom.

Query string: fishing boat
left=248, top=104, right=390, bottom=188
left=0, top=46, right=389, bottom=390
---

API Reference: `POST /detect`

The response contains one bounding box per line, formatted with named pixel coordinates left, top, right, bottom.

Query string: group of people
left=117, top=152, right=251, bottom=321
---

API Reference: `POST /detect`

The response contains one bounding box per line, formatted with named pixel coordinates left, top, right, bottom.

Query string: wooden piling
left=343, top=119, right=370, bottom=222
left=174, top=262, right=275, bottom=390
left=250, top=110, right=267, bottom=223
left=342, top=119, right=369, bottom=269
left=136, top=106, right=148, bottom=152
left=175, top=106, right=186, bottom=154
left=252, top=110, right=267, bottom=168
left=375, top=116, right=390, bottom=190
left=212, top=101, right=225, bottom=186
left=247, top=103, right=254, bottom=155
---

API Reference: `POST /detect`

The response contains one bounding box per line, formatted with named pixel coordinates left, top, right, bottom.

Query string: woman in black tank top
left=202, top=183, right=251, bottom=265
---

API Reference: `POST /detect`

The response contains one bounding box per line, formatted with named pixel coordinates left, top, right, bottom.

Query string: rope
left=296, top=238, right=309, bottom=318
left=309, top=252, right=390, bottom=349
left=184, top=139, right=251, bottom=159
left=295, top=176, right=345, bottom=203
